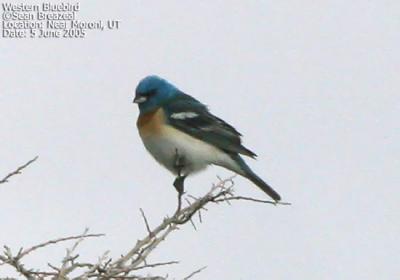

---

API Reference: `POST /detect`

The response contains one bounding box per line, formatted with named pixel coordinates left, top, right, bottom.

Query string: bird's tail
left=234, top=156, right=281, bottom=201
left=245, top=169, right=281, bottom=201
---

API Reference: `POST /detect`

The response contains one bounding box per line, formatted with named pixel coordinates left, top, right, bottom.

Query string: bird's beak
left=133, top=96, right=147, bottom=104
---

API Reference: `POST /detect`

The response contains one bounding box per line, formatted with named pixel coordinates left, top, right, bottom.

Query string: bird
left=133, top=75, right=281, bottom=203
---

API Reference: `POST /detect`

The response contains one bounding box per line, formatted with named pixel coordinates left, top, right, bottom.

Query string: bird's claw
left=173, top=176, right=185, bottom=194
left=173, top=148, right=188, bottom=214
left=173, top=175, right=186, bottom=214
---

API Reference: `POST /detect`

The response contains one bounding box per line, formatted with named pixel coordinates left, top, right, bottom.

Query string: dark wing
left=163, top=93, right=257, bottom=158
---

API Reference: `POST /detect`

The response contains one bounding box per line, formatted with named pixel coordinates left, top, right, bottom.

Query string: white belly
left=140, top=125, right=240, bottom=176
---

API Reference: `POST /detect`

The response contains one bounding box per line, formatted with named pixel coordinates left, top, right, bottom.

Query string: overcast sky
left=1, top=1, right=399, bottom=279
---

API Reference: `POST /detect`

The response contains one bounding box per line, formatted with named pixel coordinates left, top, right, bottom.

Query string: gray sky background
left=1, top=0, right=399, bottom=279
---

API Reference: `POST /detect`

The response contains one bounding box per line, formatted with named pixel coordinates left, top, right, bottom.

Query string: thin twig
left=18, top=231, right=105, bottom=259
left=0, top=156, right=38, bottom=184
left=140, top=208, right=152, bottom=236
left=183, top=266, right=207, bottom=280
left=214, top=196, right=291, bottom=205
left=131, top=261, right=179, bottom=271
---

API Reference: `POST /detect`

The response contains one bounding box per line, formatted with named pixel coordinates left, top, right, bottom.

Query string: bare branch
left=1, top=176, right=289, bottom=279
left=1, top=246, right=36, bottom=280
left=0, top=156, right=38, bottom=185
left=0, top=229, right=104, bottom=280
left=214, top=195, right=291, bottom=205
left=57, top=228, right=104, bottom=278
left=18, top=229, right=105, bottom=259
left=131, top=261, right=179, bottom=271
left=72, top=250, right=110, bottom=279
left=183, top=266, right=207, bottom=280
left=95, top=176, right=288, bottom=279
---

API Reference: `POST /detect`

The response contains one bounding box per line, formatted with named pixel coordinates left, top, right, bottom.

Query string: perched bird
left=133, top=75, right=281, bottom=202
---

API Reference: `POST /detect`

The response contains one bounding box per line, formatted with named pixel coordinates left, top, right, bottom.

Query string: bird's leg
left=173, top=148, right=186, bottom=213
left=173, top=176, right=186, bottom=213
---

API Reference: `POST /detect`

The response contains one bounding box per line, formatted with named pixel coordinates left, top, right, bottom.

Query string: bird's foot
left=173, top=149, right=187, bottom=215
left=173, top=175, right=186, bottom=215
left=173, top=176, right=185, bottom=195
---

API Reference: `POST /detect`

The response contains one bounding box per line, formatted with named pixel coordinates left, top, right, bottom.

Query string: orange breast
left=137, top=108, right=165, bottom=138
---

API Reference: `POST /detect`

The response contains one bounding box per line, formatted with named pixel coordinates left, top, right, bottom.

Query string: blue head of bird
left=133, top=75, right=179, bottom=114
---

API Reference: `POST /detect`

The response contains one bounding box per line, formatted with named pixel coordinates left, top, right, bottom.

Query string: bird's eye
left=146, top=89, right=157, bottom=97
